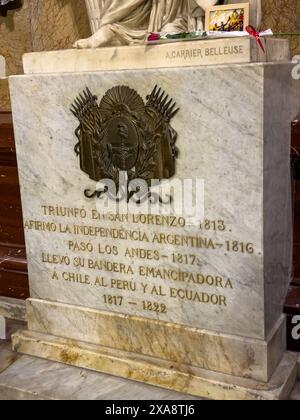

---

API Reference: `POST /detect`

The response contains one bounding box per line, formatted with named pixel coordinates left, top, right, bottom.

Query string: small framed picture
left=205, top=3, right=250, bottom=32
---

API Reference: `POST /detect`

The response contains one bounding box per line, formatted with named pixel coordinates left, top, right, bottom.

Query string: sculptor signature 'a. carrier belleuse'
left=71, top=85, right=180, bottom=197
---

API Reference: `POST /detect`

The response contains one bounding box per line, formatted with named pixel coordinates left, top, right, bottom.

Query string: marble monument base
left=9, top=57, right=300, bottom=400
left=12, top=329, right=297, bottom=401
left=11, top=299, right=298, bottom=400
left=1, top=353, right=299, bottom=401
left=12, top=299, right=289, bottom=384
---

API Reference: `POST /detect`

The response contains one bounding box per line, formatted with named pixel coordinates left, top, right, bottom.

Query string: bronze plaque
left=71, top=85, right=180, bottom=185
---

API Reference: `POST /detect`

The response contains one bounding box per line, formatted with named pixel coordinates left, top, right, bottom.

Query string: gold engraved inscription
left=165, top=44, right=244, bottom=61
left=26, top=203, right=261, bottom=317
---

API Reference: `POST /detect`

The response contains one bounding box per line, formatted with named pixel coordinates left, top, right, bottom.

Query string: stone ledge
left=0, top=320, right=25, bottom=372
left=0, top=297, right=26, bottom=322
left=25, top=298, right=286, bottom=383
left=11, top=330, right=298, bottom=400
left=0, top=355, right=198, bottom=401
left=22, top=38, right=290, bottom=75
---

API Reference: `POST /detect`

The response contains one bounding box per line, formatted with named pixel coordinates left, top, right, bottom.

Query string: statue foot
left=73, top=38, right=96, bottom=49
left=73, top=26, right=115, bottom=49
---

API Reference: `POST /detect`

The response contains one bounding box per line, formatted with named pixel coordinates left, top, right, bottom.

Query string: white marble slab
left=9, top=63, right=299, bottom=342
left=0, top=316, right=5, bottom=340
left=0, top=341, right=299, bottom=400
left=0, top=356, right=199, bottom=400
left=24, top=299, right=286, bottom=382
left=0, top=55, right=5, bottom=78
left=0, top=321, right=24, bottom=373
left=22, top=39, right=290, bottom=75
left=0, top=297, right=26, bottom=322
left=10, top=330, right=299, bottom=400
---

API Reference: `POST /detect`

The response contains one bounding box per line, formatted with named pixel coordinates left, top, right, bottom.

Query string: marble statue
left=74, top=0, right=262, bottom=49
left=74, top=0, right=218, bottom=49
left=188, top=0, right=218, bottom=32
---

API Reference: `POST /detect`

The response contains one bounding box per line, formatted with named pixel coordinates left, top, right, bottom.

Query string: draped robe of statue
left=74, top=0, right=262, bottom=49
left=75, top=0, right=188, bottom=48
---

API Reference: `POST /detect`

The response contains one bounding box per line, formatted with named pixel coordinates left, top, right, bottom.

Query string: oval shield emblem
left=106, top=115, right=139, bottom=171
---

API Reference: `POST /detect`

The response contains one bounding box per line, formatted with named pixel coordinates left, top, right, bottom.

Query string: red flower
left=148, top=33, right=160, bottom=42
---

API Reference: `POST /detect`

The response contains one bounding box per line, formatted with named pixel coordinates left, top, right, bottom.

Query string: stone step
left=1, top=354, right=299, bottom=401
left=0, top=343, right=299, bottom=400
left=0, top=322, right=198, bottom=400
left=0, top=355, right=199, bottom=401
left=0, top=297, right=26, bottom=322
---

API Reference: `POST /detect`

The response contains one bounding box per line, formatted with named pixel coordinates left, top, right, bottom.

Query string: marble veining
left=10, top=64, right=267, bottom=339
left=9, top=63, right=299, bottom=341
left=11, top=330, right=299, bottom=400
left=25, top=298, right=286, bottom=382
left=0, top=355, right=198, bottom=400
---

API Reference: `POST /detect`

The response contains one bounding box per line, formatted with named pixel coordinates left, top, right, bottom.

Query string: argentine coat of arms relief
left=71, top=85, right=180, bottom=199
